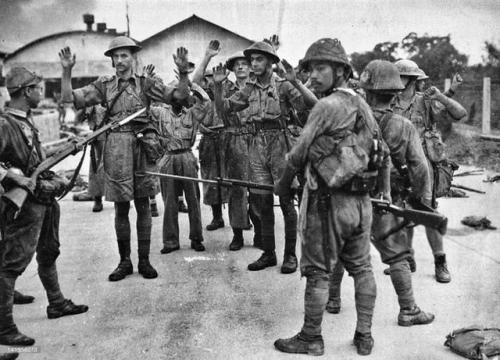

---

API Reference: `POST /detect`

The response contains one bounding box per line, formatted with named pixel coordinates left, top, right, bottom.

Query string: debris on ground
left=483, top=174, right=500, bottom=183
left=461, top=216, right=497, bottom=230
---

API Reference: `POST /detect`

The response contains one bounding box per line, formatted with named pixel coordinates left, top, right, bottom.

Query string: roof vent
left=83, top=14, right=94, bottom=32
left=96, top=23, right=107, bottom=32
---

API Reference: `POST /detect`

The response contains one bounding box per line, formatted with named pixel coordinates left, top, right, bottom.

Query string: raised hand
left=212, top=63, right=228, bottom=84
left=264, top=34, right=280, bottom=50
left=206, top=40, right=221, bottom=58
left=281, top=59, right=297, bottom=83
left=450, top=73, right=463, bottom=92
left=424, top=86, right=443, bottom=100
left=143, top=64, right=156, bottom=78
left=173, top=47, right=192, bottom=74
left=59, top=47, right=76, bottom=69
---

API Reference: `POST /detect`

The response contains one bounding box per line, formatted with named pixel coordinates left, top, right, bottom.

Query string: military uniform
left=152, top=86, right=211, bottom=252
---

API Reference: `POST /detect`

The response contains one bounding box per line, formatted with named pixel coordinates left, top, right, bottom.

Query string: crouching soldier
left=328, top=60, right=435, bottom=328
left=0, top=67, right=88, bottom=347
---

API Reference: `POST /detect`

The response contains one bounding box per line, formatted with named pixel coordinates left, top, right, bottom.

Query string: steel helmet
left=301, top=38, right=352, bottom=73
left=226, top=51, right=248, bottom=71
left=104, top=36, right=141, bottom=57
left=394, top=59, right=421, bottom=77
left=416, top=68, right=429, bottom=81
left=6, top=67, right=43, bottom=94
left=243, top=41, right=280, bottom=64
left=359, top=60, right=404, bottom=92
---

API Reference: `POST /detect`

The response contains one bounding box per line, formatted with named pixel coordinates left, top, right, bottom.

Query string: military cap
left=104, top=36, right=142, bottom=57
left=6, top=67, right=43, bottom=94
left=244, top=41, right=280, bottom=64
left=226, top=51, right=248, bottom=71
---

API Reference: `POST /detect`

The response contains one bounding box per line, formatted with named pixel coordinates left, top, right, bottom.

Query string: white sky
left=2, top=0, right=500, bottom=65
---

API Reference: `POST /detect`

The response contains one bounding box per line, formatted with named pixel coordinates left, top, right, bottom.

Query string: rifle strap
left=57, top=144, right=88, bottom=201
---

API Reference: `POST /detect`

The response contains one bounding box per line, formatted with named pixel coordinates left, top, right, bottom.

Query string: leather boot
left=326, top=297, right=341, bottom=314
left=281, top=253, right=297, bottom=274
left=229, top=229, right=244, bottom=251
left=138, top=240, right=158, bottom=279
left=206, top=205, right=224, bottom=230
left=0, top=352, right=19, bottom=360
left=398, top=305, right=435, bottom=327
left=178, top=200, right=188, bottom=213
left=353, top=331, right=374, bottom=356
left=247, top=251, right=277, bottom=271
left=47, top=299, right=89, bottom=319
left=0, top=277, right=35, bottom=346
left=274, top=332, right=324, bottom=355
left=92, top=197, right=103, bottom=212
left=434, top=254, right=451, bottom=283
left=191, top=241, right=205, bottom=252
left=13, top=290, right=35, bottom=305
left=108, top=240, right=133, bottom=281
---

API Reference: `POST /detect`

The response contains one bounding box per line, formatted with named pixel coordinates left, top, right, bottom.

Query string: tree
left=401, top=32, right=468, bottom=82
left=350, top=41, right=399, bottom=76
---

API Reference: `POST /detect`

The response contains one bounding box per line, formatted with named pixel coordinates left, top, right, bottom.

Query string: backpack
left=445, top=326, right=500, bottom=360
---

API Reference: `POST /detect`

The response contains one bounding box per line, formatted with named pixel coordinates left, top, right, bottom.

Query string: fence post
left=444, top=78, right=451, bottom=92
left=482, top=77, right=491, bottom=135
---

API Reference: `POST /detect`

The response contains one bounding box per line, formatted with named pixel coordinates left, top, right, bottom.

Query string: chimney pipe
left=96, top=23, right=107, bottom=32
left=107, top=28, right=117, bottom=35
left=83, top=13, right=94, bottom=32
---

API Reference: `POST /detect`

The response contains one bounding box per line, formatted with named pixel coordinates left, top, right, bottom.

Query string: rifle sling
left=57, top=144, right=88, bottom=201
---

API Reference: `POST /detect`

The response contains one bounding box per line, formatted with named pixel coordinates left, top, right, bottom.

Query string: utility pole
left=126, top=0, right=130, bottom=36
left=276, top=0, right=285, bottom=39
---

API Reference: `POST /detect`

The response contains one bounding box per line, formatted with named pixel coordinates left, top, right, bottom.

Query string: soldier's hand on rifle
left=265, top=34, right=280, bottom=50
left=70, top=137, right=86, bottom=155
left=212, top=63, right=228, bottom=84
left=205, top=40, right=221, bottom=59
left=280, top=59, right=297, bottom=84
left=173, top=47, right=193, bottom=74
left=143, top=64, right=156, bottom=78
left=59, top=47, right=76, bottom=69
left=6, top=169, right=36, bottom=194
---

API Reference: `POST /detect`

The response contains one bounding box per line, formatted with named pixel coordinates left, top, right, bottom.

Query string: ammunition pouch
left=341, top=171, right=378, bottom=194
left=423, top=128, right=446, bottom=163
left=33, top=171, right=68, bottom=205
left=136, top=129, right=164, bottom=164
left=433, top=160, right=459, bottom=199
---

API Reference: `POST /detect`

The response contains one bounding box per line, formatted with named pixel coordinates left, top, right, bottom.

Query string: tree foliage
left=350, top=41, right=398, bottom=76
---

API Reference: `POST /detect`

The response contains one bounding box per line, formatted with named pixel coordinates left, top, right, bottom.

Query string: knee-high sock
left=134, top=197, right=152, bottom=258
left=425, top=227, right=445, bottom=256
left=301, top=273, right=330, bottom=337
left=38, top=264, right=65, bottom=306
left=390, top=260, right=415, bottom=310
left=353, top=271, right=377, bottom=334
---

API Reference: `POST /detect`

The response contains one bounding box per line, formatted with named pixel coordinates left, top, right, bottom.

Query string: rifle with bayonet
left=3, top=107, right=147, bottom=210
left=143, top=172, right=448, bottom=234
left=451, top=183, right=485, bottom=194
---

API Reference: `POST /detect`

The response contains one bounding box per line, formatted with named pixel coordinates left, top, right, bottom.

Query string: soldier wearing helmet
left=0, top=67, right=88, bottom=348
left=213, top=39, right=317, bottom=274
left=329, top=60, right=435, bottom=329
left=58, top=38, right=194, bottom=281
left=392, top=59, right=466, bottom=284
left=273, top=38, right=384, bottom=356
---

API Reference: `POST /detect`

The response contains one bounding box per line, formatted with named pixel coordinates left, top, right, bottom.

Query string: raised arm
left=425, top=86, right=467, bottom=120
left=59, top=47, right=76, bottom=104
left=192, top=40, right=220, bottom=86
left=280, top=59, right=318, bottom=108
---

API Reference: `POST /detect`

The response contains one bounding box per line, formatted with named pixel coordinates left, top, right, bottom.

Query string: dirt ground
left=1, top=150, right=500, bottom=360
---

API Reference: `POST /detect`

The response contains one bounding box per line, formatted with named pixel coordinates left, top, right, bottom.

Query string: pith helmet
left=6, top=67, right=43, bottom=94
left=243, top=41, right=280, bottom=64
left=301, top=38, right=352, bottom=74
left=226, top=51, right=248, bottom=70
left=416, top=68, right=429, bottom=81
left=394, top=59, right=421, bottom=77
left=104, top=36, right=141, bottom=57
left=359, top=60, right=404, bottom=92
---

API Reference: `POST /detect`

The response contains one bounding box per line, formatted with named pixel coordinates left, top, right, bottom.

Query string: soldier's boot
left=108, top=241, right=133, bottom=281
left=434, top=254, right=451, bottom=283
left=177, top=200, right=188, bottom=213
left=191, top=240, right=206, bottom=252
left=0, top=277, right=35, bottom=346
left=150, top=197, right=159, bottom=218
left=92, top=196, right=103, bottom=213
left=0, top=352, right=19, bottom=360
left=247, top=251, right=277, bottom=271
left=138, top=240, right=158, bottom=279
left=274, top=332, right=324, bottom=356
left=281, top=253, right=297, bottom=274
left=353, top=271, right=376, bottom=355
left=398, top=306, right=435, bottom=326
left=206, top=205, right=224, bottom=230
left=229, top=228, right=244, bottom=251
left=353, top=331, right=374, bottom=356
left=13, top=290, right=35, bottom=305
left=47, top=299, right=89, bottom=319
left=326, top=262, right=345, bottom=314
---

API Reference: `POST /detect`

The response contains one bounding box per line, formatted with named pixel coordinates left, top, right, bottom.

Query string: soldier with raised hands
left=59, top=37, right=192, bottom=281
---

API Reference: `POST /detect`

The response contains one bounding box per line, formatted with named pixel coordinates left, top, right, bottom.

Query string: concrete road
left=2, top=165, right=500, bottom=360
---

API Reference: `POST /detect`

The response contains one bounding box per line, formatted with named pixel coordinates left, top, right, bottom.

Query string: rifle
left=3, top=107, right=147, bottom=211
left=451, top=183, right=485, bottom=194
left=371, top=198, right=448, bottom=235
left=144, top=172, right=449, bottom=234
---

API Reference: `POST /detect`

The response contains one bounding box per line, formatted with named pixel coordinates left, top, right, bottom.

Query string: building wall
left=4, top=32, right=115, bottom=80
left=139, top=18, right=253, bottom=82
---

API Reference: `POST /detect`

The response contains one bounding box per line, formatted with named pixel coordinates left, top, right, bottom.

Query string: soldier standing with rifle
left=392, top=59, right=467, bottom=283
left=273, top=38, right=382, bottom=356
left=0, top=67, right=88, bottom=347
left=213, top=40, right=316, bottom=273
left=59, top=37, right=191, bottom=281
left=328, top=60, right=436, bottom=327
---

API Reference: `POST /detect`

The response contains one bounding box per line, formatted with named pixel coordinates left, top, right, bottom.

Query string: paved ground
left=2, top=159, right=500, bottom=360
